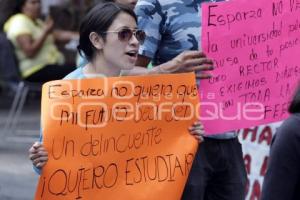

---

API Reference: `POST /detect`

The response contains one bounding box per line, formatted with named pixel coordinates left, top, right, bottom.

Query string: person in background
left=28, top=2, right=206, bottom=172
left=4, top=0, right=78, bottom=82
left=261, top=85, right=300, bottom=200
left=135, top=0, right=247, bottom=199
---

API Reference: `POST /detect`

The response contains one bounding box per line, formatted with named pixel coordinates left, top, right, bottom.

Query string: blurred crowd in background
left=0, top=0, right=110, bottom=97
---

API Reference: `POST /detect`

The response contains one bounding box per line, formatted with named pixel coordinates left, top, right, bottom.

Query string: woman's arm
left=16, top=17, right=53, bottom=58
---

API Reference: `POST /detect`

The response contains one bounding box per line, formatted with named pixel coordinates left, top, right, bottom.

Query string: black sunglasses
left=102, top=28, right=146, bottom=44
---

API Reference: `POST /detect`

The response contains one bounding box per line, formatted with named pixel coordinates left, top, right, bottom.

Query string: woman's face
left=101, top=12, right=140, bottom=71
left=22, top=0, right=41, bottom=19
left=115, top=0, right=137, bottom=10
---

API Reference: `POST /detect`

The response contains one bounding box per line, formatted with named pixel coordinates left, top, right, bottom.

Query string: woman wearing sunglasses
left=29, top=2, right=207, bottom=171
left=77, top=1, right=214, bottom=79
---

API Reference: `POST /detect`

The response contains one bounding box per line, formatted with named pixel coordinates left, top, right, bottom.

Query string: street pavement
left=0, top=142, right=38, bottom=200
left=0, top=94, right=40, bottom=200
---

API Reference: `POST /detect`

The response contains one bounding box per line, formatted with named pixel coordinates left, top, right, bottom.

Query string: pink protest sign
left=200, top=0, right=300, bottom=134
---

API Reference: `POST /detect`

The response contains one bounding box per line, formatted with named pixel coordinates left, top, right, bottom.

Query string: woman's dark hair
left=289, top=84, right=300, bottom=114
left=77, top=2, right=137, bottom=61
left=14, top=0, right=27, bottom=14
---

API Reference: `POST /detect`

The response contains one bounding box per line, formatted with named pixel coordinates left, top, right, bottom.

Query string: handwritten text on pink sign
left=200, top=0, right=300, bottom=134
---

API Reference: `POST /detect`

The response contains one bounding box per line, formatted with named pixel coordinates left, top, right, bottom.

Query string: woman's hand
left=28, top=142, right=48, bottom=169
left=43, top=16, right=54, bottom=34
left=188, top=121, right=205, bottom=143
left=158, top=51, right=214, bottom=79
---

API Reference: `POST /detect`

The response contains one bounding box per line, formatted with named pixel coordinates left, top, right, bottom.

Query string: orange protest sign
left=35, top=73, right=199, bottom=200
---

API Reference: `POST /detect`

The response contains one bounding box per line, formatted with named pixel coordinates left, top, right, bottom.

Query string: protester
left=135, top=0, right=247, bottom=199
left=260, top=85, right=300, bottom=200
left=28, top=2, right=206, bottom=171
left=77, top=0, right=214, bottom=79
left=4, top=0, right=78, bottom=82
left=76, top=0, right=136, bottom=67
